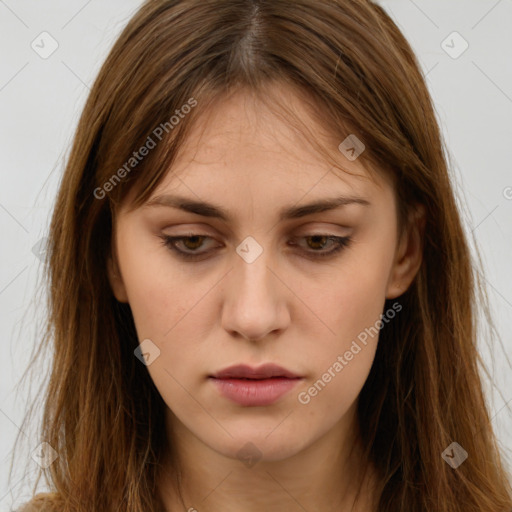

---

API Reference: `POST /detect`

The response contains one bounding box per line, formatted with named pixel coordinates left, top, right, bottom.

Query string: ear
left=386, top=203, right=426, bottom=299
left=107, top=251, right=129, bottom=303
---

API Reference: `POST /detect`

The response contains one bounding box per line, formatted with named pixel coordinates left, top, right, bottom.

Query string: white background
left=1, top=1, right=511, bottom=509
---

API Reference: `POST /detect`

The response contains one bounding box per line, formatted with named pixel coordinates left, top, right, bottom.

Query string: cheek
left=295, top=238, right=394, bottom=400
left=295, top=269, right=387, bottom=419
left=115, top=228, right=192, bottom=339
left=305, top=246, right=393, bottom=343
left=297, top=344, right=377, bottom=431
left=125, top=274, right=206, bottom=343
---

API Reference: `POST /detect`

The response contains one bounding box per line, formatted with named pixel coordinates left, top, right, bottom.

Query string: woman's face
left=108, top=86, right=422, bottom=463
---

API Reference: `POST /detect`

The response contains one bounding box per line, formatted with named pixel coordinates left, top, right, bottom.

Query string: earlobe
left=107, top=255, right=129, bottom=303
left=385, top=204, right=426, bottom=299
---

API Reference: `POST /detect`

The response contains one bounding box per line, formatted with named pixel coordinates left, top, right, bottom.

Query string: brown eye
left=179, top=235, right=207, bottom=251
left=160, top=235, right=216, bottom=260
left=289, top=235, right=352, bottom=259
left=305, top=235, right=331, bottom=250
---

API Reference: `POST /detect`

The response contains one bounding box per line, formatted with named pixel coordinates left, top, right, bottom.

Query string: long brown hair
left=11, top=0, right=512, bottom=510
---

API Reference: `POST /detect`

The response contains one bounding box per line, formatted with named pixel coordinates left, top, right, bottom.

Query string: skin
left=108, top=85, right=425, bottom=512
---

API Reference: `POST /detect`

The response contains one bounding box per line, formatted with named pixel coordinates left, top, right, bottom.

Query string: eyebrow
left=145, top=193, right=371, bottom=222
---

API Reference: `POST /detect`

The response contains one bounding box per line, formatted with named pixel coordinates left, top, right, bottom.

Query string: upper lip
left=210, top=363, right=301, bottom=379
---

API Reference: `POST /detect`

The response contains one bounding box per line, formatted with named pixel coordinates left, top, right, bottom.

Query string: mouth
left=208, top=363, right=303, bottom=406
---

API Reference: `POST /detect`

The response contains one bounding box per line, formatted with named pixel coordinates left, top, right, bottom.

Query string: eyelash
left=159, top=234, right=352, bottom=261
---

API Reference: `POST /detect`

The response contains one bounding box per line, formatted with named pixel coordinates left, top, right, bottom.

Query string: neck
left=157, top=405, right=378, bottom=512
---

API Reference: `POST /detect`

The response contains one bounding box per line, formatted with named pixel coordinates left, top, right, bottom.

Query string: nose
left=221, top=243, right=290, bottom=342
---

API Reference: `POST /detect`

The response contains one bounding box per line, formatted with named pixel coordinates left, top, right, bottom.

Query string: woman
left=13, top=0, right=512, bottom=510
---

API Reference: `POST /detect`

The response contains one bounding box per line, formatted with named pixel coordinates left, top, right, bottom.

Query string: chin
left=205, top=428, right=310, bottom=464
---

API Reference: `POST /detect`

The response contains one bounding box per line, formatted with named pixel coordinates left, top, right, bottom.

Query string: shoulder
left=16, top=493, right=62, bottom=512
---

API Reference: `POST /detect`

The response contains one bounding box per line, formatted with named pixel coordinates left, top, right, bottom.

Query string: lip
left=210, top=363, right=301, bottom=380
left=209, top=364, right=303, bottom=406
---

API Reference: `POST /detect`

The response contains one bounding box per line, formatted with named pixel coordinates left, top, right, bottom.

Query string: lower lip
left=210, top=377, right=302, bottom=406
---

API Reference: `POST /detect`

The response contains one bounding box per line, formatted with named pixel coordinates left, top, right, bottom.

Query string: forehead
left=124, top=85, right=393, bottom=219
